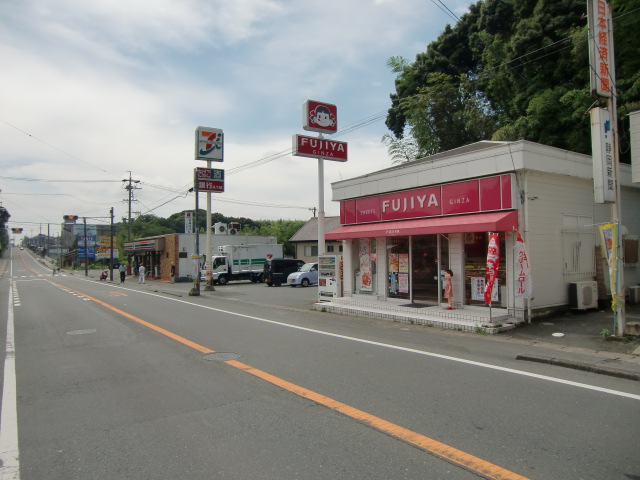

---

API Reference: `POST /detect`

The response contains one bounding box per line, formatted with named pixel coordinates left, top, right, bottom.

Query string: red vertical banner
left=484, top=233, right=500, bottom=305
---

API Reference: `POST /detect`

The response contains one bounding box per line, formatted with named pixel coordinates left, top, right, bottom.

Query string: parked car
left=263, top=258, right=305, bottom=286
left=287, top=262, right=318, bottom=287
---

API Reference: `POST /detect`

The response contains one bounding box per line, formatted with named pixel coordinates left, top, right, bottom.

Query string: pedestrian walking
left=138, top=264, right=145, bottom=284
left=170, top=264, right=176, bottom=284
left=119, top=263, right=126, bottom=283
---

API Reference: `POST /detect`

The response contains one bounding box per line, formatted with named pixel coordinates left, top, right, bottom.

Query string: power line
left=430, top=0, right=458, bottom=23
left=0, top=118, right=118, bottom=177
left=0, top=176, right=121, bottom=183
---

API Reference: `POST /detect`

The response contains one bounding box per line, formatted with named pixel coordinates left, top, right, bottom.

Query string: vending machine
left=318, top=255, right=342, bottom=301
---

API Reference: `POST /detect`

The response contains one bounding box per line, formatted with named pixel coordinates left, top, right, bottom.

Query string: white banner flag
left=514, top=230, right=533, bottom=299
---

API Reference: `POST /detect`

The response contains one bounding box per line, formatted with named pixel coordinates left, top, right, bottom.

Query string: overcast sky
left=1, top=0, right=474, bottom=237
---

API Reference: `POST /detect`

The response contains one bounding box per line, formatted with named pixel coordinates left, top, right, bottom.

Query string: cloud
left=0, top=0, right=475, bottom=231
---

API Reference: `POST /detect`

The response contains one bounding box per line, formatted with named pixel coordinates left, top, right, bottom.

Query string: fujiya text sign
left=292, top=134, right=347, bottom=162
left=302, top=100, right=337, bottom=134
left=195, top=127, right=224, bottom=161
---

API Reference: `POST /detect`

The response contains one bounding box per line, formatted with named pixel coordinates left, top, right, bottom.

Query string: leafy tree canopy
left=0, top=206, right=10, bottom=253
left=386, top=0, right=640, bottom=162
left=119, top=211, right=305, bottom=259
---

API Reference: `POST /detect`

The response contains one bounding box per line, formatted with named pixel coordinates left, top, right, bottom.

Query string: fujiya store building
left=326, top=140, right=640, bottom=321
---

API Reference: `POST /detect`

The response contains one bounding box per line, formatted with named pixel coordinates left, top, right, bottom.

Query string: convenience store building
left=325, top=140, right=640, bottom=322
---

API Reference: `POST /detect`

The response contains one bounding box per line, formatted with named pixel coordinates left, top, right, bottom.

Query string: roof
left=289, top=216, right=342, bottom=242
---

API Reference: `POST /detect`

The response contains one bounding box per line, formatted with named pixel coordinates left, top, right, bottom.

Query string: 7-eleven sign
left=195, top=127, right=224, bottom=161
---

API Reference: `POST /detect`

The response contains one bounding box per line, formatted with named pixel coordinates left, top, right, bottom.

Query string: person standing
left=170, top=264, right=176, bottom=284
left=119, top=263, right=126, bottom=283
left=138, top=264, right=145, bottom=284
left=444, top=269, right=453, bottom=310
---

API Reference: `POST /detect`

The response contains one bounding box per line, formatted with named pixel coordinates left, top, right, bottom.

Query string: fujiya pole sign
left=292, top=134, right=348, bottom=162
left=195, top=127, right=224, bottom=161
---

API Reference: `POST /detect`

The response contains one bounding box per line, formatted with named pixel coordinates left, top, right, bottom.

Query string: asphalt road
left=2, top=248, right=640, bottom=480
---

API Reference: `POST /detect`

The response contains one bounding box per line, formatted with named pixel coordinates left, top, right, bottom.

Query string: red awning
left=325, top=211, right=518, bottom=240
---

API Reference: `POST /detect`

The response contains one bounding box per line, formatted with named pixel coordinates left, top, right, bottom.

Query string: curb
left=516, top=354, right=640, bottom=381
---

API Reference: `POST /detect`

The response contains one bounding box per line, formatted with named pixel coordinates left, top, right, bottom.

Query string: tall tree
left=0, top=206, right=10, bottom=253
left=386, top=0, right=640, bottom=161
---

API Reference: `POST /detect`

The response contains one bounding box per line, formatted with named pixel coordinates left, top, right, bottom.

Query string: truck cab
left=211, top=256, right=233, bottom=285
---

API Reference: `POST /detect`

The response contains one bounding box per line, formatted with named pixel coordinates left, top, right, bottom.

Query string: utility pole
left=189, top=171, right=201, bottom=296
left=122, top=171, right=140, bottom=242
left=109, top=207, right=115, bottom=282
left=83, top=217, right=88, bottom=277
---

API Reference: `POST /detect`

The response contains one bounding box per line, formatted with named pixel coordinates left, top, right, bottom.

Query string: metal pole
left=128, top=172, right=133, bottom=242
left=83, top=217, right=88, bottom=277
left=190, top=169, right=201, bottom=296
left=109, top=207, right=114, bottom=282
left=317, top=134, right=325, bottom=257
left=204, top=162, right=214, bottom=291
left=609, top=93, right=626, bottom=336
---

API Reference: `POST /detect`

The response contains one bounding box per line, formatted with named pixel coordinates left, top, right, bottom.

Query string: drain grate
left=203, top=352, right=240, bottom=361
left=67, top=329, right=97, bottom=335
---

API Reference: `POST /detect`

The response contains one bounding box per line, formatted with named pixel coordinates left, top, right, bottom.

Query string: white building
left=326, top=140, right=639, bottom=320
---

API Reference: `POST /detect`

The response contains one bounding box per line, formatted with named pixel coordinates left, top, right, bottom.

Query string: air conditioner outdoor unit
left=569, top=281, right=598, bottom=310
left=214, top=222, right=227, bottom=235
left=228, top=222, right=240, bottom=235
left=629, top=286, right=640, bottom=305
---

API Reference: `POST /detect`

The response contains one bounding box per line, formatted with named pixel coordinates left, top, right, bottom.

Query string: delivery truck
left=211, top=244, right=283, bottom=285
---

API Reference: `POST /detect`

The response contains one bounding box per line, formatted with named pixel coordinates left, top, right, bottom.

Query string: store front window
left=356, top=238, right=376, bottom=295
left=464, top=232, right=506, bottom=306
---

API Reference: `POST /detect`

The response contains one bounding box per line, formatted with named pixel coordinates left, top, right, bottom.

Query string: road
left=1, top=247, right=639, bottom=479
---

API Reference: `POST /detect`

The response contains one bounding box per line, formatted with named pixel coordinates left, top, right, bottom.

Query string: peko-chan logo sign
left=302, top=100, right=337, bottom=134
left=195, top=127, right=224, bottom=161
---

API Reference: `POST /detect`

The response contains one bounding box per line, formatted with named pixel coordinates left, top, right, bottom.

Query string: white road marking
left=0, top=285, right=21, bottom=479
left=64, top=278, right=640, bottom=401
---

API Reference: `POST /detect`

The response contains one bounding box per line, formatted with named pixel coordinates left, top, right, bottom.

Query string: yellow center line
left=52, top=281, right=530, bottom=480
left=51, top=281, right=213, bottom=354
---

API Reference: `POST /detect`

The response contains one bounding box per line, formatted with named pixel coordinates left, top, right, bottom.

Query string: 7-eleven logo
left=195, top=127, right=224, bottom=161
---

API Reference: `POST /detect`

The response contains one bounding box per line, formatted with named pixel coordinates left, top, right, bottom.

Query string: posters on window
left=359, top=239, right=372, bottom=292
left=388, top=253, right=399, bottom=294
left=472, top=277, right=499, bottom=302
left=398, top=254, right=409, bottom=293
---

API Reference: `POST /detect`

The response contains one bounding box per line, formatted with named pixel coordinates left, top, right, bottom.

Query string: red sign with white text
left=340, top=174, right=514, bottom=224
left=293, top=134, right=348, bottom=162
left=196, top=167, right=224, bottom=192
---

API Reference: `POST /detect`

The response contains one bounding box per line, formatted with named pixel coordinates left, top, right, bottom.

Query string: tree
left=386, top=0, right=640, bottom=161
left=243, top=220, right=305, bottom=257
left=0, top=207, right=10, bottom=254
left=381, top=133, right=422, bottom=165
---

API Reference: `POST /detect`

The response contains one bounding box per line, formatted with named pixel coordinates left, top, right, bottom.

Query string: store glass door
left=411, top=235, right=448, bottom=304
left=387, top=237, right=410, bottom=300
